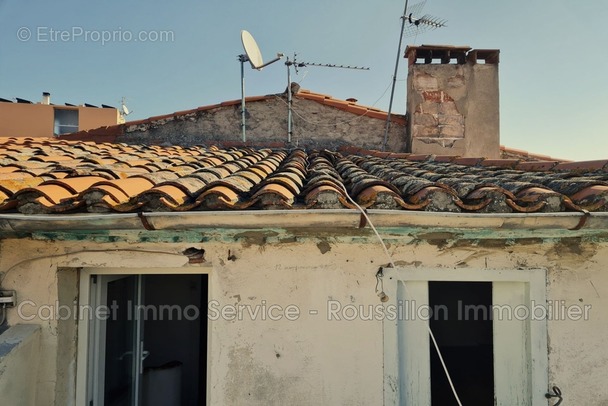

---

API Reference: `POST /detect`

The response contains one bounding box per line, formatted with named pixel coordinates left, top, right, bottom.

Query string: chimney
left=41, top=92, right=51, bottom=105
left=405, top=45, right=500, bottom=158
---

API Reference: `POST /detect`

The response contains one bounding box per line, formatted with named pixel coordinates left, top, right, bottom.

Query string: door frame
left=91, top=274, right=143, bottom=406
left=75, top=267, right=212, bottom=406
left=381, top=267, right=548, bottom=406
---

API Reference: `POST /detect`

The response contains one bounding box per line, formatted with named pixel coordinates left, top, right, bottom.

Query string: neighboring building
left=0, top=92, right=124, bottom=138
left=62, top=88, right=408, bottom=152
left=0, top=45, right=607, bottom=406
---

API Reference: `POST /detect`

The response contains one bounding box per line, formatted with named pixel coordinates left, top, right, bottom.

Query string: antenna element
left=284, top=54, right=369, bottom=143
left=382, top=0, right=446, bottom=151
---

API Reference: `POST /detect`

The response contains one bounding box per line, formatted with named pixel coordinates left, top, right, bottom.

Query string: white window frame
left=382, top=267, right=548, bottom=406
left=75, top=267, right=212, bottom=406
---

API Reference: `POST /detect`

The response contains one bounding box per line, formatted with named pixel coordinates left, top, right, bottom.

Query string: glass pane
left=53, top=109, right=79, bottom=135
left=104, top=276, right=138, bottom=406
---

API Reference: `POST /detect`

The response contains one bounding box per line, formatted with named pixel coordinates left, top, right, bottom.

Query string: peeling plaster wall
left=0, top=325, right=41, bottom=406
left=407, top=62, right=500, bottom=158
left=120, top=97, right=406, bottom=151
left=0, top=228, right=607, bottom=405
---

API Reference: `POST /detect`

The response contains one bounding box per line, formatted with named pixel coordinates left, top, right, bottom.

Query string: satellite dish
left=237, top=30, right=284, bottom=141
left=241, top=30, right=264, bottom=70
left=120, top=97, right=132, bottom=116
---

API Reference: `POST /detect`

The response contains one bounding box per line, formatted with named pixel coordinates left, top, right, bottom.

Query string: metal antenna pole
left=239, top=54, right=247, bottom=142
left=283, top=55, right=368, bottom=144
left=287, top=58, right=293, bottom=143
left=382, top=0, right=410, bottom=151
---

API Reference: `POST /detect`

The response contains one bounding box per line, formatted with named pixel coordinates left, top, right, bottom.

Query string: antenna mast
left=382, top=0, right=446, bottom=151
left=284, top=55, right=369, bottom=143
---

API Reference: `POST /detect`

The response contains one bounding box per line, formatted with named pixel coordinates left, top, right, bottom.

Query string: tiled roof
left=60, top=89, right=405, bottom=143
left=500, top=145, right=571, bottom=163
left=1, top=138, right=608, bottom=215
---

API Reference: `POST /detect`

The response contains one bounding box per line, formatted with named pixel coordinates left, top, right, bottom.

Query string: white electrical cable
left=339, top=183, right=464, bottom=406
left=0, top=249, right=187, bottom=286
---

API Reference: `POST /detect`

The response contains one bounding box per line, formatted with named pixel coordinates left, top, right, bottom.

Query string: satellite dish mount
left=239, top=30, right=283, bottom=142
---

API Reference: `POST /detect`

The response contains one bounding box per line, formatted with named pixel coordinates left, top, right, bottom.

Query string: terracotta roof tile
left=500, top=145, right=571, bottom=162
left=1, top=138, right=608, bottom=214
left=554, top=160, right=608, bottom=172
left=515, top=161, right=560, bottom=171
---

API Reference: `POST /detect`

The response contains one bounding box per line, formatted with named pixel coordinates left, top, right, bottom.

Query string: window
left=76, top=268, right=210, bottom=406
left=382, top=268, right=548, bottom=406
left=53, top=108, right=79, bottom=135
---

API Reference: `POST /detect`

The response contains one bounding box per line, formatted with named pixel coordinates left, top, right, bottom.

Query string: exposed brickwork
left=406, top=46, right=500, bottom=158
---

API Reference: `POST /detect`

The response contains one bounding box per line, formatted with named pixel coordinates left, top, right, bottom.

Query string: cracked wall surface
left=1, top=226, right=607, bottom=404
left=408, top=62, right=500, bottom=157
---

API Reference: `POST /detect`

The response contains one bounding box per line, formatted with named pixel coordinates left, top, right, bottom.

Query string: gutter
left=0, top=210, right=606, bottom=233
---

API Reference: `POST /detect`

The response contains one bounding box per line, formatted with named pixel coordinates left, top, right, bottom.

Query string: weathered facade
left=406, top=46, right=500, bottom=158
left=0, top=212, right=607, bottom=405
left=0, top=138, right=608, bottom=404
left=2, top=44, right=607, bottom=405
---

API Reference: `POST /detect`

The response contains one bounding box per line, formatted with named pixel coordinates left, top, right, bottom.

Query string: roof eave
left=0, top=210, right=605, bottom=235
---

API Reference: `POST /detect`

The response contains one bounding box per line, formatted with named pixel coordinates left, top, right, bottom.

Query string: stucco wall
left=0, top=103, right=120, bottom=138
left=0, top=222, right=607, bottom=405
left=0, top=324, right=41, bottom=406
left=120, top=96, right=406, bottom=151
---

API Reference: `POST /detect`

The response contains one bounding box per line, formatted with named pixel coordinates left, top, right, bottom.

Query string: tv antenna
left=284, top=54, right=369, bottom=143
left=238, top=30, right=284, bottom=142
left=382, top=0, right=446, bottom=151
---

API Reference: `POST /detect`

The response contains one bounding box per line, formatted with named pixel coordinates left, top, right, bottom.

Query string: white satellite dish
left=241, top=30, right=264, bottom=70
left=237, top=30, right=283, bottom=141
left=120, top=97, right=131, bottom=116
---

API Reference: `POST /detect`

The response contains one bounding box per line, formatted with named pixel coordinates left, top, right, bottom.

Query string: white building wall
left=0, top=229, right=607, bottom=405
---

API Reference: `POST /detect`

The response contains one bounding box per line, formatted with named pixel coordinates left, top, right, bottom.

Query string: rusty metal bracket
left=569, top=209, right=590, bottom=231
left=358, top=210, right=368, bottom=228
left=138, top=212, right=155, bottom=231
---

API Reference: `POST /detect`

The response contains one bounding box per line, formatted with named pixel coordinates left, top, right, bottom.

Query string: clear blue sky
left=1, top=0, right=606, bottom=160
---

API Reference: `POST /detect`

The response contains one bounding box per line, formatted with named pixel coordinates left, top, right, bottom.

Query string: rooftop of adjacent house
left=59, top=88, right=407, bottom=144
left=0, top=96, right=116, bottom=109
left=0, top=137, right=607, bottom=215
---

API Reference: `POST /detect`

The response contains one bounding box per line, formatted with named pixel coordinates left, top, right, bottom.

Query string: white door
left=382, top=268, right=548, bottom=406
left=89, top=274, right=147, bottom=406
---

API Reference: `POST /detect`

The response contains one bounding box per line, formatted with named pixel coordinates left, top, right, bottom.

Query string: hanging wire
left=0, top=249, right=188, bottom=286
left=338, top=183, right=464, bottom=406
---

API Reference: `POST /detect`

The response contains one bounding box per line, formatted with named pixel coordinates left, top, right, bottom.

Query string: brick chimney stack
left=405, top=45, right=500, bottom=158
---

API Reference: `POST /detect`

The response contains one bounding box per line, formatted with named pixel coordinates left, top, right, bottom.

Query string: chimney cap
left=405, top=45, right=499, bottom=65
